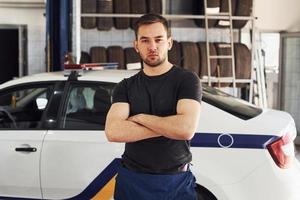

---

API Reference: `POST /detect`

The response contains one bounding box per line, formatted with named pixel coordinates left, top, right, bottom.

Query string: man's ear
left=134, top=41, right=139, bottom=53
left=168, top=38, right=173, bottom=50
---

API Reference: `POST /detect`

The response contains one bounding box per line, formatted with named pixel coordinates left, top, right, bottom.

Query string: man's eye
left=156, top=39, right=163, bottom=43
left=141, top=39, right=148, bottom=43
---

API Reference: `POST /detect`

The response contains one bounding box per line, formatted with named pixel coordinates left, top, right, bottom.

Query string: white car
left=0, top=69, right=300, bottom=200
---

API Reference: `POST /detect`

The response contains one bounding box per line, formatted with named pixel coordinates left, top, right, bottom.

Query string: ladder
left=203, top=0, right=237, bottom=95
left=251, top=31, right=268, bottom=108
left=203, top=0, right=267, bottom=107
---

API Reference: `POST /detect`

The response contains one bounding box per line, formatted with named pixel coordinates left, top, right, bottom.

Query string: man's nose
left=148, top=40, right=157, bottom=51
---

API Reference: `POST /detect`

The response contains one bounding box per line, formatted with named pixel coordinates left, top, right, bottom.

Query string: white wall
left=0, top=7, right=45, bottom=75
left=255, top=0, right=300, bottom=32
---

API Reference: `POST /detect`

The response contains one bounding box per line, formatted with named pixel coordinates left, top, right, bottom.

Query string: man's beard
left=141, top=54, right=167, bottom=68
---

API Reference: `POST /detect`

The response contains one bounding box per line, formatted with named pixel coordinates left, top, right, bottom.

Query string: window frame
left=202, top=85, right=263, bottom=120
left=0, top=82, right=59, bottom=130
left=57, top=81, right=115, bottom=130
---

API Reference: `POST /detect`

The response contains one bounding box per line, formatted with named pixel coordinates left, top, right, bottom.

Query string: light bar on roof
left=63, top=63, right=118, bottom=76
left=64, top=63, right=118, bottom=70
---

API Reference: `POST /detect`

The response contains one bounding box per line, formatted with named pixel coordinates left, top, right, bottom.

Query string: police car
left=0, top=65, right=300, bottom=200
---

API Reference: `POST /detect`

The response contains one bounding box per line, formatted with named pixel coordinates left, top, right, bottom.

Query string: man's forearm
left=105, top=119, right=160, bottom=143
left=129, top=114, right=197, bottom=140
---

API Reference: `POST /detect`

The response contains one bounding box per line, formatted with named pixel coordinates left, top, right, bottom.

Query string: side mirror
left=36, top=98, right=48, bottom=110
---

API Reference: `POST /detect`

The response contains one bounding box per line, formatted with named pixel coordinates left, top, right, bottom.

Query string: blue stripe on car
left=191, top=132, right=279, bottom=149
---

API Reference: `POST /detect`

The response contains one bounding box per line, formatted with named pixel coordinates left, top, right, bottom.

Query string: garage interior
left=0, top=28, right=19, bottom=84
left=0, top=0, right=299, bottom=158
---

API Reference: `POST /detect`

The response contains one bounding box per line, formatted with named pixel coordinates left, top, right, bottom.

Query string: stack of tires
left=81, top=0, right=162, bottom=30
left=81, top=46, right=141, bottom=70
left=80, top=41, right=251, bottom=88
left=193, top=0, right=252, bottom=29
left=177, top=41, right=251, bottom=87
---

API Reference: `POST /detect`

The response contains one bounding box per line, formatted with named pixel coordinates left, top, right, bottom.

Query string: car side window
left=202, top=86, right=262, bottom=120
left=0, top=85, right=54, bottom=129
left=61, top=83, right=114, bottom=130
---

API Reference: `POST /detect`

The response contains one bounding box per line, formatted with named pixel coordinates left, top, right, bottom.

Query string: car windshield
left=202, top=85, right=262, bottom=120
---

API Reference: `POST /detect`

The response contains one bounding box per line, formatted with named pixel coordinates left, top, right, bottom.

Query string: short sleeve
left=112, top=79, right=129, bottom=103
left=177, top=72, right=202, bottom=103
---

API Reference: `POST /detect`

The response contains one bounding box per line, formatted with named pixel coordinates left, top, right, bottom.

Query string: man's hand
left=127, top=99, right=201, bottom=140
left=127, top=114, right=142, bottom=124
left=105, top=103, right=160, bottom=143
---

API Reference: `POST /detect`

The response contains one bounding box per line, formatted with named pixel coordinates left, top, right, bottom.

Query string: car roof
left=0, top=70, right=139, bottom=89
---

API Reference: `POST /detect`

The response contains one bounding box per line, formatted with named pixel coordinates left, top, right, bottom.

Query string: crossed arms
left=105, top=99, right=201, bottom=142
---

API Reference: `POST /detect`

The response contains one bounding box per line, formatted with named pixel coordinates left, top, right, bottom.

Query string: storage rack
left=74, top=0, right=267, bottom=107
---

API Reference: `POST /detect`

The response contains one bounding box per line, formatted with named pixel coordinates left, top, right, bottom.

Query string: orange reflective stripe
left=91, top=175, right=117, bottom=200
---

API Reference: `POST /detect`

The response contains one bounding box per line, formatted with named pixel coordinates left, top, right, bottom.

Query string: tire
left=90, top=46, right=107, bottom=63
left=147, top=0, right=162, bottom=14
left=114, top=0, right=130, bottom=29
left=107, top=46, right=125, bottom=69
left=198, top=42, right=217, bottom=78
left=81, top=0, right=97, bottom=29
left=97, top=0, right=113, bottom=31
left=181, top=42, right=200, bottom=75
left=194, top=0, right=220, bottom=28
left=195, top=185, right=217, bottom=200
left=216, top=0, right=237, bottom=27
left=233, top=0, right=252, bottom=28
left=168, top=40, right=182, bottom=67
left=124, top=47, right=142, bottom=69
left=124, top=47, right=141, bottom=63
left=130, top=0, right=147, bottom=29
left=234, top=43, right=251, bottom=87
left=80, top=51, right=91, bottom=64
left=215, top=43, right=233, bottom=87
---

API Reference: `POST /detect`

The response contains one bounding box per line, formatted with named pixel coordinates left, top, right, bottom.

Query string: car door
left=41, top=81, right=123, bottom=200
left=0, top=83, right=55, bottom=199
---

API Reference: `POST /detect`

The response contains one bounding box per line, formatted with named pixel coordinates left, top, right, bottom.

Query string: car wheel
left=196, top=185, right=217, bottom=200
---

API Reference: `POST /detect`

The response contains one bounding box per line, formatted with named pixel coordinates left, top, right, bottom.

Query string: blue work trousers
left=114, top=166, right=197, bottom=200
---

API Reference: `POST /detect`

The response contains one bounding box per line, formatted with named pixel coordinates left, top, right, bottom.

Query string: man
left=105, top=13, right=202, bottom=200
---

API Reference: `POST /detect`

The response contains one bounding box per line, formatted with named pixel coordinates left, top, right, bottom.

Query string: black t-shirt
left=112, top=66, right=202, bottom=174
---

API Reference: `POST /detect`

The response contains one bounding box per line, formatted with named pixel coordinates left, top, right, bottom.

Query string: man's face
left=134, top=22, right=172, bottom=68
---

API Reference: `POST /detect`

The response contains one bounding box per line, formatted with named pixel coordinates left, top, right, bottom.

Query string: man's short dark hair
left=134, top=13, right=171, bottom=39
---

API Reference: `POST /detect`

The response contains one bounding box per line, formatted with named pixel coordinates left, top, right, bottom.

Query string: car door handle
left=15, top=147, right=37, bottom=152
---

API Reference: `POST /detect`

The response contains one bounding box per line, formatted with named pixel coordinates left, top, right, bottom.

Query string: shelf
left=81, top=13, right=256, bottom=21
left=201, top=77, right=252, bottom=83
left=209, top=55, right=233, bottom=59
